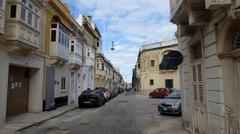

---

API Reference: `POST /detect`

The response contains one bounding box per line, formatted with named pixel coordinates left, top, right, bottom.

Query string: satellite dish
left=111, top=41, right=115, bottom=51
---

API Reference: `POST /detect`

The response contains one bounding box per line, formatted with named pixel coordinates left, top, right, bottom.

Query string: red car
left=149, top=88, right=173, bottom=98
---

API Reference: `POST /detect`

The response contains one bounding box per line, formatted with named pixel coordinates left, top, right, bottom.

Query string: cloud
left=62, top=0, right=177, bottom=82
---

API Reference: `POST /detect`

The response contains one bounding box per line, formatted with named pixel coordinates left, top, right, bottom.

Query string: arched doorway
left=218, top=19, right=240, bottom=133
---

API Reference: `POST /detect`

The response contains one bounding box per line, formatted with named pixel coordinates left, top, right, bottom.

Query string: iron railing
left=226, top=106, right=240, bottom=134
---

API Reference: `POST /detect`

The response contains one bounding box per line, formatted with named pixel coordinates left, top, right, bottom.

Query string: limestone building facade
left=170, top=0, right=240, bottom=133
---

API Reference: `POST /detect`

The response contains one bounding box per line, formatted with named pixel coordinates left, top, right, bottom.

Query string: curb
left=17, top=106, right=78, bottom=132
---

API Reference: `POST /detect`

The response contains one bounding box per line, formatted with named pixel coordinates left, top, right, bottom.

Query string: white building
left=0, top=0, right=45, bottom=123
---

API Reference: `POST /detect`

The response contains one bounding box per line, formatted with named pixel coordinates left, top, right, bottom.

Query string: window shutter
left=192, top=66, right=198, bottom=102
left=197, top=64, right=204, bottom=103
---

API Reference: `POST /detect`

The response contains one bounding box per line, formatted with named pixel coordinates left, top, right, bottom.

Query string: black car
left=158, top=91, right=182, bottom=116
left=78, top=90, right=105, bottom=107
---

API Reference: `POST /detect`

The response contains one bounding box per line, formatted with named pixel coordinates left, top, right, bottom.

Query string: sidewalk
left=0, top=104, right=77, bottom=134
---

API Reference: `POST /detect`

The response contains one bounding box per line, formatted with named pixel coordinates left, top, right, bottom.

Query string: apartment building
left=135, top=41, right=180, bottom=94
left=170, top=0, right=240, bottom=133
left=95, top=52, right=114, bottom=89
left=77, top=15, right=101, bottom=91
left=0, top=0, right=45, bottom=123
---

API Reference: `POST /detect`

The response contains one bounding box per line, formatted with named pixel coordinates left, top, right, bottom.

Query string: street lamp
left=111, top=41, right=115, bottom=51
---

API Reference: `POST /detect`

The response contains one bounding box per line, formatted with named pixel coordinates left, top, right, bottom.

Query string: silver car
left=158, top=91, right=181, bottom=116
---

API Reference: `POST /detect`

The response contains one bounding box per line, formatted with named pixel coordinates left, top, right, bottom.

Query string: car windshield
left=81, top=90, right=93, bottom=95
left=165, top=91, right=181, bottom=99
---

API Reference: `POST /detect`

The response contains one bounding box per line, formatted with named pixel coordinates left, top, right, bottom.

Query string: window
left=150, top=79, right=154, bottom=85
left=138, top=63, right=140, bottom=69
left=34, top=15, right=38, bottom=29
left=10, top=5, right=17, bottom=18
left=28, top=12, right=32, bottom=25
left=150, top=60, right=155, bottom=66
left=191, top=43, right=202, bottom=60
left=0, top=0, right=4, bottom=8
left=71, top=40, right=74, bottom=43
left=20, top=5, right=26, bottom=21
left=87, top=52, right=90, bottom=57
left=51, top=30, right=56, bottom=42
left=71, top=45, right=74, bottom=52
left=28, top=2, right=33, bottom=10
left=165, top=79, right=173, bottom=88
left=51, top=24, right=57, bottom=28
left=102, top=63, right=104, bottom=71
left=61, top=77, right=66, bottom=90
left=97, top=62, right=99, bottom=69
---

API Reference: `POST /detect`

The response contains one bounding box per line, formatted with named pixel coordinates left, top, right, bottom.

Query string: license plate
left=163, top=107, right=167, bottom=111
left=84, top=101, right=91, bottom=104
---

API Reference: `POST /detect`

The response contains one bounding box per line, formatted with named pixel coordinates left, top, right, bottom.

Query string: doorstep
left=0, top=104, right=77, bottom=133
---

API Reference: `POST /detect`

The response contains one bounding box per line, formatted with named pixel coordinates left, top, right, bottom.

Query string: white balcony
left=205, top=0, right=231, bottom=9
left=49, top=42, right=69, bottom=63
left=69, top=53, right=82, bottom=70
left=6, top=20, right=40, bottom=52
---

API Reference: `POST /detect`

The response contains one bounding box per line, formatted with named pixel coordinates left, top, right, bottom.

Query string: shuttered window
left=192, top=66, right=198, bottom=102
left=192, top=63, right=204, bottom=104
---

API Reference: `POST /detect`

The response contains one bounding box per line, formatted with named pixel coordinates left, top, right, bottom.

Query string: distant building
left=135, top=40, right=180, bottom=95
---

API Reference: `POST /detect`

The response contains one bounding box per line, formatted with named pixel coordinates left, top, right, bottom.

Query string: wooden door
left=7, top=66, right=30, bottom=117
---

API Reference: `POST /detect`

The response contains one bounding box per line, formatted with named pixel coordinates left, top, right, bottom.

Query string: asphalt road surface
left=20, top=92, right=187, bottom=134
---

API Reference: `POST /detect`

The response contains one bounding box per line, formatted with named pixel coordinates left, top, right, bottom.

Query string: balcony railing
left=49, top=42, right=69, bottom=61
left=226, top=106, right=240, bottom=134
left=69, top=53, right=82, bottom=66
left=6, top=21, right=40, bottom=50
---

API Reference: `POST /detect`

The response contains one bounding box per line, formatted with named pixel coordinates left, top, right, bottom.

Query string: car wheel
left=98, top=101, right=102, bottom=107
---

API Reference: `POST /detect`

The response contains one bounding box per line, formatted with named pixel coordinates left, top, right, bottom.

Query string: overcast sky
left=61, top=0, right=177, bottom=83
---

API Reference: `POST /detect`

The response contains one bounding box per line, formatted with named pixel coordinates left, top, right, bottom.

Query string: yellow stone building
left=43, top=0, right=84, bottom=109
left=95, top=52, right=114, bottom=89
left=136, top=40, right=180, bottom=94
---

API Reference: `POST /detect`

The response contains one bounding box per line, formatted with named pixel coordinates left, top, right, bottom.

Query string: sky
left=61, top=0, right=177, bottom=83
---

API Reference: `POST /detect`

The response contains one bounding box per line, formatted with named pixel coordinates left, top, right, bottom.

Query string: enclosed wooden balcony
left=6, top=20, right=40, bottom=53
left=69, top=53, right=82, bottom=70
left=49, top=23, right=70, bottom=64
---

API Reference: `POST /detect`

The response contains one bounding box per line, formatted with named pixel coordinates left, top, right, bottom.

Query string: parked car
left=110, top=88, right=119, bottom=97
left=158, top=91, right=182, bottom=116
left=78, top=90, right=105, bottom=107
left=95, top=87, right=111, bottom=101
left=149, top=88, right=173, bottom=98
left=118, top=88, right=125, bottom=94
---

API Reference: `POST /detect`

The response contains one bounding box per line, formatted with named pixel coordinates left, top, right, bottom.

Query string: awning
left=159, top=50, right=183, bottom=70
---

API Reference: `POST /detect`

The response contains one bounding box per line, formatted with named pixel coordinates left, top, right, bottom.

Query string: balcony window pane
left=51, top=30, right=56, bottom=42
left=34, top=15, right=38, bottom=29
left=0, top=0, right=3, bottom=8
left=28, top=3, right=33, bottom=10
left=20, top=5, right=26, bottom=21
left=58, top=31, right=61, bottom=44
left=10, top=5, right=17, bottom=18
left=28, top=12, right=32, bottom=25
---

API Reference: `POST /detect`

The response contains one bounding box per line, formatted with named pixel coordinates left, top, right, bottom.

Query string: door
left=45, top=67, right=55, bottom=110
left=7, top=66, right=30, bottom=117
left=69, top=72, right=75, bottom=104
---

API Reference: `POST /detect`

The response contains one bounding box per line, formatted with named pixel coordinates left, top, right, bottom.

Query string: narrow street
left=20, top=92, right=187, bottom=134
